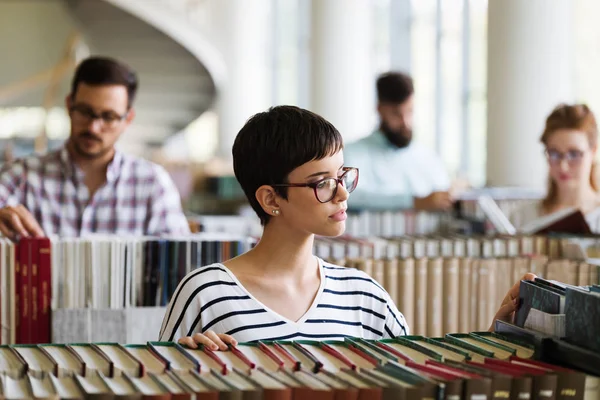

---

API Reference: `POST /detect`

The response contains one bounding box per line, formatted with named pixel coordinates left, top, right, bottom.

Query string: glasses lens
left=546, top=150, right=561, bottom=164
left=71, top=107, right=92, bottom=124
left=566, top=150, right=583, bottom=162
left=101, top=113, right=124, bottom=128
left=315, top=178, right=337, bottom=202
left=343, top=168, right=358, bottom=193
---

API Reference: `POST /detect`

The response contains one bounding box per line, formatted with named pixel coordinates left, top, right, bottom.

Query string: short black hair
left=233, top=106, right=344, bottom=225
left=376, top=71, right=414, bottom=104
left=70, top=56, right=138, bottom=108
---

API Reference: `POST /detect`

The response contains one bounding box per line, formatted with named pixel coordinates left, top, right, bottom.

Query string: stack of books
left=0, top=329, right=596, bottom=400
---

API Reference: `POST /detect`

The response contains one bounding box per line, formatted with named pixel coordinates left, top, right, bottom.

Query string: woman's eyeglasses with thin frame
left=545, top=149, right=585, bottom=166
left=271, top=167, right=359, bottom=203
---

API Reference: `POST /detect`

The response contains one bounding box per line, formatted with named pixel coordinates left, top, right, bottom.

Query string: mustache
left=79, top=132, right=102, bottom=142
left=380, top=122, right=412, bottom=148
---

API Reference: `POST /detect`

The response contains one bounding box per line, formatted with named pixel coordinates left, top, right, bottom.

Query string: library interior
left=0, top=0, right=599, bottom=398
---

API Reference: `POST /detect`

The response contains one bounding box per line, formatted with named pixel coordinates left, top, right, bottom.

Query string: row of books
left=327, top=251, right=598, bottom=337
left=314, top=234, right=600, bottom=262
left=0, top=235, right=255, bottom=345
left=4, top=233, right=599, bottom=345
left=0, top=330, right=596, bottom=400
left=345, top=211, right=454, bottom=237
left=45, top=256, right=600, bottom=345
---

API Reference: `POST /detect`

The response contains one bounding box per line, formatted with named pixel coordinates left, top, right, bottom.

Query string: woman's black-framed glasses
left=272, top=167, right=359, bottom=203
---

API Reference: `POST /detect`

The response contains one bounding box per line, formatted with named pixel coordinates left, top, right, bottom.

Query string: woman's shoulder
left=320, top=259, right=388, bottom=295
left=176, top=262, right=235, bottom=292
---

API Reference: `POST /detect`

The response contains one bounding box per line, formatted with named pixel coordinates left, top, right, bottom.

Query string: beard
left=380, top=121, right=412, bottom=149
left=70, top=131, right=107, bottom=159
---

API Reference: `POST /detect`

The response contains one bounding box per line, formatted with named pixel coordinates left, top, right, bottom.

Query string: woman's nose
left=559, top=159, right=570, bottom=171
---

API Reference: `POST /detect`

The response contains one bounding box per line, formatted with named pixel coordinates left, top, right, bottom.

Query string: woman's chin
left=316, top=223, right=346, bottom=238
left=556, top=179, right=577, bottom=190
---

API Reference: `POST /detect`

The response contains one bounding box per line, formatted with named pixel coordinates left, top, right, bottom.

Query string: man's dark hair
left=70, top=56, right=138, bottom=108
left=376, top=71, right=414, bottom=104
left=233, top=105, right=344, bottom=225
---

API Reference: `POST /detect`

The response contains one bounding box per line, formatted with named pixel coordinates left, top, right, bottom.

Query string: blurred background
left=0, top=0, right=596, bottom=217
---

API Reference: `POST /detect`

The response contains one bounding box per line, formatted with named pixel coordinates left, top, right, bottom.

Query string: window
left=409, top=0, right=487, bottom=186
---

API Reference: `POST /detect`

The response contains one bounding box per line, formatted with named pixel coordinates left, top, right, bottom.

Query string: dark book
left=508, top=357, right=587, bottom=400
left=485, top=358, right=558, bottom=400
left=521, top=208, right=591, bottom=235
left=514, top=280, right=565, bottom=329
left=169, top=241, right=179, bottom=302
left=543, top=337, right=600, bottom=377
left=442, top=359, right=513, bottom=400
left=564, top=287, right=600, bottom=352
left=158, top=240, right=169, bottom=306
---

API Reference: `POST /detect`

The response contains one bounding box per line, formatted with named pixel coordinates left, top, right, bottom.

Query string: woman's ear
left=255, top=185, right=281, bottom=216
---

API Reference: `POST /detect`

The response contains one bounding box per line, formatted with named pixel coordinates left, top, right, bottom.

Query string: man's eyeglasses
left=545, top=149, right=585, bottom=165
left=272, top=167, right=359, bottom=203
left=69, top=105, right=128, bottom=129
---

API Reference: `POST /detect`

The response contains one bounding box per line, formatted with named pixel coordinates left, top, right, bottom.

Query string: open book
left=477, top=196, right=592, bottom=235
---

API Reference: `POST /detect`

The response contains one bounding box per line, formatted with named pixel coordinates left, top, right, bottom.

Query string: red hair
left=540, top=104, right=598, bottom=210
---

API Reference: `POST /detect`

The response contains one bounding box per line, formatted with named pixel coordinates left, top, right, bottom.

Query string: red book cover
left=17, top=238, right=31, bottom=344
left=30, top=238, right=39, bottom=343
left=37, top=238, right=51, bottom=344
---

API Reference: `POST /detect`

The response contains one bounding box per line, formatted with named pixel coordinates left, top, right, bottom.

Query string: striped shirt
left=0, top=147, right=190, bottom=237
left=159, top=257, right=409, bottom=343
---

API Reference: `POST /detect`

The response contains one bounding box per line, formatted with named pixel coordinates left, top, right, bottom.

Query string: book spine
left=17, top=239, right=30, bottom=344
left=30, top=238, right=39, bottom=344
left=38, top=239, right=52, bottom=344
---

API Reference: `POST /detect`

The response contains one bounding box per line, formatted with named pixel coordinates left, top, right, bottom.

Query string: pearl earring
left=272, top=209, right=280, bottom=215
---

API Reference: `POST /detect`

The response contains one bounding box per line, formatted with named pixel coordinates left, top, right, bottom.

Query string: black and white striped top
left=159, top=257, right=409, bottom=343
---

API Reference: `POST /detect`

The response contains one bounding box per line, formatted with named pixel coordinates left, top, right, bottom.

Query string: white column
left=486, top=0, right=573, bottom=188
left=310, top=0, right=374, bottom=143
left=209, top=0, right=274, bottom=159
left=390, top=0, right=412, bottom=73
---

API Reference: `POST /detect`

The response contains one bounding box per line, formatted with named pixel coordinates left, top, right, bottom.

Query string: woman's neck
left=243, top=220, right=317, bottom=280
left=554, top=183, right=599, bottom=213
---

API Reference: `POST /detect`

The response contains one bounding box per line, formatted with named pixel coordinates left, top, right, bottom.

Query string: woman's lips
left=329, top=209, right=347, bottom=221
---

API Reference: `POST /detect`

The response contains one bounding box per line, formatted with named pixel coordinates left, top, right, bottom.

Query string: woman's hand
left=178, top=331, right=238, bottom=350
left=489, top=272, right=537, bottom=331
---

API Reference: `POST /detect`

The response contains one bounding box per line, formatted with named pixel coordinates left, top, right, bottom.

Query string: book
left=564, top=287, right=600, bottom=352
left=521, top=208, right=592, bottom=235
left=514, top=280, right=565, bottom=331
left=477, top=195, right=518, bottom=235
left=477, top=198, right=592, bottom=235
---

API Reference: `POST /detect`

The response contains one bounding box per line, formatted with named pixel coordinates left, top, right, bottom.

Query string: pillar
left=211, top=0, right=274, bottom=159
left=486, top=0, right=573, bottom=188
left=310, top=0, right=374, bottom=143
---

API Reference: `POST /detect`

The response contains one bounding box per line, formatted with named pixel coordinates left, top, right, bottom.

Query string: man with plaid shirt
left=0, top=57, right=190, bottom=238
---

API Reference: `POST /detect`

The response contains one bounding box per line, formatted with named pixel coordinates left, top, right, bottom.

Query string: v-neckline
left=219, top=257, right=326, bottom=325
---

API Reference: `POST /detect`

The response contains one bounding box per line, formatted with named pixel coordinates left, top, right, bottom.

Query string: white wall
left=0, top=0, right=78, bottom=107
left=486, top=0, right=573, bottom=188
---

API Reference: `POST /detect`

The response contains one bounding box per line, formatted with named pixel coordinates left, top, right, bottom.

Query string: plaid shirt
left=0, top=147, right=190, bottom=237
